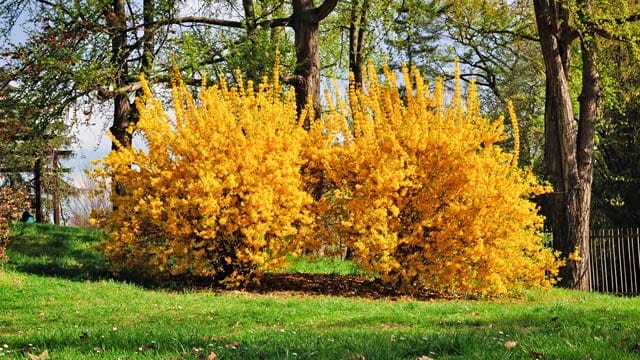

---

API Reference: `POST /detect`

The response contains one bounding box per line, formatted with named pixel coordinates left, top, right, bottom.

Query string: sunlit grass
left=282, top=254, right=364, bottom=275
left=1, top=224, right=640, bottom=359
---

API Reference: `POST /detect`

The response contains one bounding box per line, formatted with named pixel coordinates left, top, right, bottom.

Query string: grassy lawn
left=1, top=224, right=640, bottom=359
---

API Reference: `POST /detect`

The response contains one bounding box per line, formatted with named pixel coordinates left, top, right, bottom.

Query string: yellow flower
left=568, top=247, right=582, bottom=262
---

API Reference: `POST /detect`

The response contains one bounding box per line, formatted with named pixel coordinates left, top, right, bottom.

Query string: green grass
left=282, top=255, right=364, bottom=275
left=1, top=224, right=640, bottom=359
left=4, top=223, right=108, bottom=281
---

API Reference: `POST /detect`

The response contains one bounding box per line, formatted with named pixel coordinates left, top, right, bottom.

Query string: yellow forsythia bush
left=303, top=64, right=561, bottom=296
left=96, top=60, right=559, bottom=295
left=94, top=70, right=313, bottom=285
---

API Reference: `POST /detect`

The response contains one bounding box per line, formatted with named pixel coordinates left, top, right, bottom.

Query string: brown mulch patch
left=244, top=272, right=443, bottom=301
left=150, top=272, right=446, bottom=301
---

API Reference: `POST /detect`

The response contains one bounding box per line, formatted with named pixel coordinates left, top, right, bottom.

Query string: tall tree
left=286, top=0, right=338, bottom=126
left=0, top=76, right=72, bottom=222
left=533, top=0, right=639, bottom=289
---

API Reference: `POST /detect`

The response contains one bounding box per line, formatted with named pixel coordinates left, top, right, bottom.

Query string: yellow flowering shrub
left=95, top=59, right=559, bottom=295
left=304, top=64, right=561, bottom=296
left=94, top=70, right=313, bottom=285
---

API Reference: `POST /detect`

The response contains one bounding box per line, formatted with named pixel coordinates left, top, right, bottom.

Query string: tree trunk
left=33, top=157, right=43, bottom=223
left=52, top=151, right=60, bottom=225
left=349, top=0, right=369, bottom=88
left=533, top=0, right=598, bottom=291
left=289, top=0, right=338, bottom=129
left=108, top=0, right=135, bottom=152
left=142, top=0, right=155, bottom=76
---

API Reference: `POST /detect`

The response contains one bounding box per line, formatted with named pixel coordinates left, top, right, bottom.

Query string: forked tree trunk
left=534, top=0, right=599, bottom=291
left=289, top=0, right=338, bottom=128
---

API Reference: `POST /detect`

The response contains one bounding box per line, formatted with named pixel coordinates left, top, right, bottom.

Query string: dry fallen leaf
left=138, top=343, right=156, bottom=352
left=416, top=356, right=434, bottom=360
left=616, top=338, right=628, bottom=349
left=27, top=350, right=49, bottom=360
left=504, top=341, right=518, bottom=349
left=529, top=349, right=546, bottom=359
left=225, top=341, right=240, bottom=349
left=193, top=348, right=205, bottom=360
left=207, top=352, right=218, bottom=360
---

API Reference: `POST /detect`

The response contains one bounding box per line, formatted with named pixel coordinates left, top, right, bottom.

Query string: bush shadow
left=6, top=223, right=109, bottom=281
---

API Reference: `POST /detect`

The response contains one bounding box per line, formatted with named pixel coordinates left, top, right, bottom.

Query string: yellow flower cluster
left=304, top=64, right=560, bottom=296
left=94, top=70, right=313, bottom=285
left=95, top=60, right=560, bottom=295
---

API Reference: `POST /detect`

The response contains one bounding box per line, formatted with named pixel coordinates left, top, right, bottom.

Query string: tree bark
left=33, top=157, right=43, bottom=223
left=108, top=0, right=135, bottom=153
left=533, top=0, right=598, bottom=291
left=349, top=0, right=369, bottom=88
left=52, top=151, right=60, bottom=225
left=289, top=0, right=338, bottom=129
left=142, top=0, right=155, bottom=76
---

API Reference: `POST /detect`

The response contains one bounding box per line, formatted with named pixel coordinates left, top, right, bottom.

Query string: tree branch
left=308, top=0, right=339, bottom=23
left=96, top=82, right=142, bottom=101
left=168, top=16, right=244, bottom=28
left=282, top=74, right=305, bottom=87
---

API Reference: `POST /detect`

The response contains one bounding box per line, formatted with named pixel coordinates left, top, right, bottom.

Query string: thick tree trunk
left=534, top=0, right=598, bottom=291
left=289, top=0, right=338, bottom=129
left=107, top=0, right=138, bottom=203
left=108, top=0, right=134, bottom=152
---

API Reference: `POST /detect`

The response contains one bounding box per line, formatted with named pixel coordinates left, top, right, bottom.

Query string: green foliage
left=281, top=256, right=364, bottom=275
left=593, top=41, right=640, bottom=227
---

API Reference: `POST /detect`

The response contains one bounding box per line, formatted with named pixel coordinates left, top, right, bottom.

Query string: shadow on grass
left=5, top=224, right=438, bottom=299
left=6, top=223, right=109, bottom=281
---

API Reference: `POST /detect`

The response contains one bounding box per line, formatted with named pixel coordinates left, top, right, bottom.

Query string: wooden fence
left=589, top=228, right=640, bottom=295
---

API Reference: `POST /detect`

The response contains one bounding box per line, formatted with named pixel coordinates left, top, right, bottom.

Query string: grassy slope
left=1, top=224, right=640, bottom=359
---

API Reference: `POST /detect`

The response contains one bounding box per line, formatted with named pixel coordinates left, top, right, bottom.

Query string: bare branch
left=96, top=82, right=142, bottom=101
left=169, top=16, right=244, bottom=28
